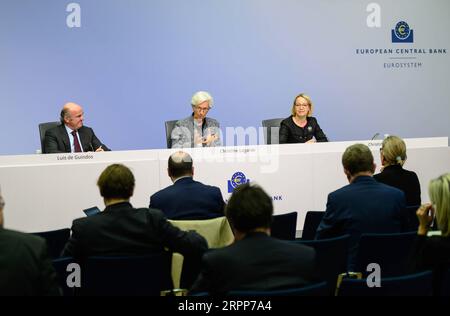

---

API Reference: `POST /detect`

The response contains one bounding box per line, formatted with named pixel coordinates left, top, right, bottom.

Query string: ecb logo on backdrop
left=227, top=172, right=250, bottom=193
left=391, top=21, right=414, bottom=43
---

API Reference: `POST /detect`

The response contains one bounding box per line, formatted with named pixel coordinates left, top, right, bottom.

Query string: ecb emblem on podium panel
left=227, top=172, right=250, bottom=193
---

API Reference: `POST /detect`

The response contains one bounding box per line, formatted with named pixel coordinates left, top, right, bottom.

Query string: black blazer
left=279, top=116, right=328, bottom=144
left=149, top=177, right=225, bottom=220
left=190, top=232, right=316, bottom=295
left=0, top=228, right=60, bottom=296
left=43, top=124, right=110, bottom=153
left=373, top=164, right=421, bottom=206
left=62, top=202, right=208, bottom=260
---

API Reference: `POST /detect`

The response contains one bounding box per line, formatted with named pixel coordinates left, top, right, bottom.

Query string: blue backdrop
left=0, top=0, right=449, bottom=155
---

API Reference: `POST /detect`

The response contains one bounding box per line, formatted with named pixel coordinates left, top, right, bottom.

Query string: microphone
left=370, top=133, right=380, bottom=141
left=89, top=143, right=94, bottom=152
left=307, top=126, right=313, bottom=133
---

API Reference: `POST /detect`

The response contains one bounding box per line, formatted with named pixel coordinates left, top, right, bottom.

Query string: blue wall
left=1, top=0, right=449, bottom=154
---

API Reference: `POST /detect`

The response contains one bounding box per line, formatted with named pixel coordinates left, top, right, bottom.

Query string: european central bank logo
left=392, top=21, right=414, bottom=43
left=227, top=172, right=250, bottom=193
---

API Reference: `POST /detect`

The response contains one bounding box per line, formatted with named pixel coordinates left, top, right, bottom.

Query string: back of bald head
left=168, top=151, right=193, bottom=179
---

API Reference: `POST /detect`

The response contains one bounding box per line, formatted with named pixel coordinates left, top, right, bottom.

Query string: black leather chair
left=52, top=257, right=76, bottom=296
left=81, top=253, right=173, bottom=295
left=165, top=120, right=178, bottom=148
left=32, top=228, right=71, bottom=259
left=302, top=211, right=325, bottom=240
left=261, top=118, right=283, bottom=144
left=338, top=270, right=433, bottom=296
left=296, top=234, right=350, bottom=294
left=354, top=231, right=417, bottom=277
left=38, top=121, right=59, bottom=153
left=271, top=212, right=297, bottom=240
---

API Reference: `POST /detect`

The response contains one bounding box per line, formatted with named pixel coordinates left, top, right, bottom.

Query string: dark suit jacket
left=374, top=164, right=421, bottom=206
left=279, top=116, right=328, bottom=144
left=0, top=228, right=60, bottom=296
left=315, top=176, right=406, bottom=270
left=190, top=232, right=316, bottom=295
left=149, top=177, right=225, bottom=220
left=62, top=202, right=207, bottom=260
left=43, top=124, right=110, bottom=154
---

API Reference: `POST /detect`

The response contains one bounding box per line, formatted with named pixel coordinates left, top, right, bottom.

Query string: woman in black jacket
left=279, top=93, right=328, bottom=144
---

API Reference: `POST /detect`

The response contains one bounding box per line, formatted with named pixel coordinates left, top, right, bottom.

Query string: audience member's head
left=342, top=144, right=376, bottom=182
left=0, top=189, right=4, bottom=228
left=97, top=164, right=135, bottom=204
left=381, top=135, right=407, bottom=167
left=225, top=183, right=273, bottom=239
left=168, top=151, right=194, bottom=181
left=60, top=102, right=84, bottom=130
left=429, top=173, right=450, bottom=236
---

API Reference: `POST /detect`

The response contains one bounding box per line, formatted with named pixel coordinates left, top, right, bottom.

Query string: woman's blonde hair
left=429, top=173, right=450, bottom=237
left=291, top=93, right=313, bottom=117
left=381, top=135, right=407, bottom=166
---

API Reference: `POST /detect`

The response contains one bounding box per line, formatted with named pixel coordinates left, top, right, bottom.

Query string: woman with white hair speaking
left=171, top=91, right=221, bottom=148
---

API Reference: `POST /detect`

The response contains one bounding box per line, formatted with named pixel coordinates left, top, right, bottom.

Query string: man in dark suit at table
left=190, top=183, right=316, bottom=295
left=149, top=151, right=225, bottom=220
left=0, top=190, right=60, bottom=295
left=315, top=143, right=407, bottom=270
left=43, top=102, right=110, bottom=153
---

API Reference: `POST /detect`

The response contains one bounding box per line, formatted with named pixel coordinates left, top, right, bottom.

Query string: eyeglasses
left=195, top=107, right=210, bottom=112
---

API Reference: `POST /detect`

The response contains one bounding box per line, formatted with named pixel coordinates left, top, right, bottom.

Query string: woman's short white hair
left=191, top=91, right=213, bottom=108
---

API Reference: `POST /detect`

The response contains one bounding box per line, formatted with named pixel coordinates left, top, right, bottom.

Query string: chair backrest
left=261, top=118, right=284, bottom=144
left=169, top=216, right=234, bottom=249
left=38, top=121, right=60, bottom=153
left=403, top=205, right=420, bottom=232
left=169, top=217, right=234, bottom=289
left=165, top=120, right=178, bottom=148
left=338, top=270, right=433, bottom=296
left=354, top=231, right=417, bottom=277
left=228, top=281, right=328, bottom=296
left=441, top=267, right=450, bottom=296
left=296, top=234, right=350, bottom=294
left=271, top=212, right=298, bottom=240
left=32, top=228, right=71, bottom=259
left=52, top=257, right=76, bottom=296
left=81, top=253, right=173, bottom=296
left=302, top=211, right=325, bottom=240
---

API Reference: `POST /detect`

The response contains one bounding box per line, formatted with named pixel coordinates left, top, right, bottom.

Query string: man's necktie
left=71, top=130, right=82, bottom=152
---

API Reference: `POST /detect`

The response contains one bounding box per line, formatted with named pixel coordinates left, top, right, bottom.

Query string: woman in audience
left=374, top=135, right=421, bottom=206
left=413, top=173, right=450, bottom=294
left=279, top=93, right=328, bottom=144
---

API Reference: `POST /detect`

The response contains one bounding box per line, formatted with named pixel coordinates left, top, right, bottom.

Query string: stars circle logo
left=230, top=172, right=247, bottom=189
left=394, top=21, right=410, bottom=40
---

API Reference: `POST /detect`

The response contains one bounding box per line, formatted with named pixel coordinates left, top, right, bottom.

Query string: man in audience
left=149, top=151, right=225, bottom=219
left=190, top=183, right=316, bottom=295
left=62, top=164, right=208, bottom=261
left=0, top=190, right=60, bottom=295
left=315, top=143, right=407, bottom=270
left=43, top=102, right=110, bottom=153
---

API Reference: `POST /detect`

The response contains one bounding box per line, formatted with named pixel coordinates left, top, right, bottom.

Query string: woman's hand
left=416, top=203, right=434, bottom=235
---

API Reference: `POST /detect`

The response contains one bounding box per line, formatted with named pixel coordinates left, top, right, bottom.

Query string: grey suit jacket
left=171, top=115, right=221, bottom=148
